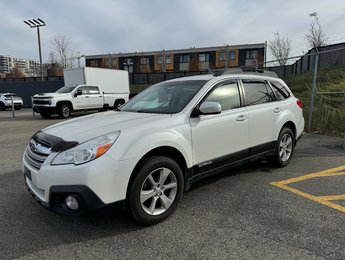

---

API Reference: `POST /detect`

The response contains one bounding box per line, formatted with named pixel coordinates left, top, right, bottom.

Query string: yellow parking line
left=270, top=165, right=345, bottom=214
left=271, top=165, right=345, bottom=186
left=317, top=195, right=345, bottom=201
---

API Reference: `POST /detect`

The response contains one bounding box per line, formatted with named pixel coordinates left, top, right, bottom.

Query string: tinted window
left=77, top=86, right=88, bottom=95
left=242, top=80, right=276, bottom=106
left=88, top=86, right=100, bottom=94
left=270, top=81, right=290, bottom=100
left=204, top=81, right=240, bottom=111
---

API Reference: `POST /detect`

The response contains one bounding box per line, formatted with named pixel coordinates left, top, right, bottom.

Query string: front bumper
left=23, top=150, right=136, bottom=215
left=33, top=105, right=57, bottom=114
left=25, top=180, right=125, bottom=215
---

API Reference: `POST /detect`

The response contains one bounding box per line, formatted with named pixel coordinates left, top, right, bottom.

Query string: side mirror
left=191, top=101, right=222, bottom=117
left=74, top=89, right=82, bottom=97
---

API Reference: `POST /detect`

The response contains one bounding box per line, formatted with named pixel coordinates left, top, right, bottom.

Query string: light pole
left=24, top=18, right=46, bottom=81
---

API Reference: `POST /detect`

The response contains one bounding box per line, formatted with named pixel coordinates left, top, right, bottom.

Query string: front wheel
left=268, top=127, right=295, bottom=167
left=58, top=104, right=71, bottom=119
left=0, top=103, right=6, bottom=111
left=128, top=156, right=184, bottom=225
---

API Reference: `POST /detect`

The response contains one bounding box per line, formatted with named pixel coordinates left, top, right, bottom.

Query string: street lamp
left=24, top=18, right=46, bottom=81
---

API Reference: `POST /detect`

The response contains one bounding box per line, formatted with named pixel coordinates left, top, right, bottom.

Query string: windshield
left=121, top=80, right=207, bottom=114
left=56, top=85, right=77, bottom=93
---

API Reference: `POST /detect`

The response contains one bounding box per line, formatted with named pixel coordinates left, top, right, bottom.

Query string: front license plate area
left=24, top=167, right=32, bottom=181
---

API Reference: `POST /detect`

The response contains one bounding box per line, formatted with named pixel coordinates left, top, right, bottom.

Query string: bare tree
left=305, top=12, right=328, bottom=49
left=50, top=34, right=75, bottom=69
left=269, top=32, right=292, bottom=65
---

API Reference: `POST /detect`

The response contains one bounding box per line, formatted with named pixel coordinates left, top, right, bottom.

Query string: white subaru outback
left=22, top=70, right=304, bottom=225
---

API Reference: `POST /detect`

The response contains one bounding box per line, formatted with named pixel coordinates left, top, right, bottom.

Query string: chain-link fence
left=263, top=47, right=345, bottom=137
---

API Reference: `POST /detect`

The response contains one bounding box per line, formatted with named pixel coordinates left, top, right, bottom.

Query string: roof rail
left=212, top=68, right=278, bottom=78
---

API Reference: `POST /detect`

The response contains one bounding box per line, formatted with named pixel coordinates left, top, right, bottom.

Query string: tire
left=114, top=100, right=125, bottom=110
left=40, top=112, right=52, bottom=119
left=268, top=127, right=295, bottom=167
left=58, top=104, right=71, bottom=119
left=0, top=103, right=6, bottom=111
left=128, top=156, right=184, bottom=225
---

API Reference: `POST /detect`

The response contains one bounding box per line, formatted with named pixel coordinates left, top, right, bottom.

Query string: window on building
left=165, top=56, right=171, bottom=64
left=90, top=60, right=99, bottom=67
left=246, top=50, right=258, bottom=59
left=199, top=53, right=210, bottom=62
left=157, top=55, right=171, bottom=64
left=111, top=59, right=117, bottom=67
left=242, top=80, right=276, bottom=106
left=124, top=58, right=133, bottom=65
left=229, top=51, right=236, bottom=60
left=141, top=57, right=150, bottom=65
left=219, top=52, right=225, bottom=61
left=179, top=55, right=190, bottom=63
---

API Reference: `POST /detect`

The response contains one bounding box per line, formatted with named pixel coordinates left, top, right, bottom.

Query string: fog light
left=65, top=195, right=79, bottom=210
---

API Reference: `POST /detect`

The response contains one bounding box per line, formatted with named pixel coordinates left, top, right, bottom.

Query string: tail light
left=296, top=100, right=302, bottom=108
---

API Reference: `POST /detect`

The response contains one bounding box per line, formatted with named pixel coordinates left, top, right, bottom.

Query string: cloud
left=0, top=0, right=344, bottom=62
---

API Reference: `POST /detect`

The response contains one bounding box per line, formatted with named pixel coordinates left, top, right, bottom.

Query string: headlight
left=51, top=131, right=120, bottom=165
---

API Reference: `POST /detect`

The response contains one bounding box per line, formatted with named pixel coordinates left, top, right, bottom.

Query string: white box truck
left=32, top=67, right=129, bottom=118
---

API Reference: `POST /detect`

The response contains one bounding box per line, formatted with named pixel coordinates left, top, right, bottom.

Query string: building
left=85, top=43, right=266, bottom=73
left=0, top=55, right=40, bottom=76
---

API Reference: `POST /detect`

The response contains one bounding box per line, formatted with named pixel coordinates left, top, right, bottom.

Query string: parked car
left=0, top=93, right=23, bottom=111
left=22, top=69, right=304, bottom=225
left=32, top=67, right=130, bottom=118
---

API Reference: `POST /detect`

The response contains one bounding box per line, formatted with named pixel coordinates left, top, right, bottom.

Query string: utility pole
left=24, top=18, right=46, bottom=81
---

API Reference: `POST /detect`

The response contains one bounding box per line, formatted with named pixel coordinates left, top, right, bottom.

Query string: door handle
left=85, top=96, right=89, bottom=98
left=273, top=108, right=281, bottom=113
left=236, top=115, right=247, bottom=122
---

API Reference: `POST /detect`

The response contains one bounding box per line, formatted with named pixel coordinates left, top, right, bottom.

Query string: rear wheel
left=58, top=104, right=71, bottom=119
left=0, top=102, right=6, bottom=111
left=269, top=127, right=295, bottom=167
left=128, top=156, right=184, bottom=225
left=114, top=100, right=125, bottom=110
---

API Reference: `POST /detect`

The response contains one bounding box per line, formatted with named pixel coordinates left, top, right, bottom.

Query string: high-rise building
left=0, top=55, right=40, bottom=76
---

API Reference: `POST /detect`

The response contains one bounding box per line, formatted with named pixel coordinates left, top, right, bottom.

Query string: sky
left=1, top=0, right=345, bottom=63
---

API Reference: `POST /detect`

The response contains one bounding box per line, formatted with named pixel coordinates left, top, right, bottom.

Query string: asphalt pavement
left=1, top=109, right=345, bottom=259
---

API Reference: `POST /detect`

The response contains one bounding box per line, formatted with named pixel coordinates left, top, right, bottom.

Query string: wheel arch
left=282, top=121, right=297, bottom=141
left=126, top=146, right=188, bottom=200
left=56, top=100, right=73, bottom=110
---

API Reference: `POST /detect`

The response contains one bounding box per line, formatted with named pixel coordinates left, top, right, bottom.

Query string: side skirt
left=185, top=141, right=276, bottom=190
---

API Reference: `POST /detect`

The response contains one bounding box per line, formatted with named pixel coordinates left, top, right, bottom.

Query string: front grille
left=33, top=100, right=50, bottom=105
left=24, top=138, right=52, bottom=170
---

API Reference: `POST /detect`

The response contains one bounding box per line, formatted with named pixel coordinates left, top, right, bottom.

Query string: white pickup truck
left=32, top=67, right=129, bottom=118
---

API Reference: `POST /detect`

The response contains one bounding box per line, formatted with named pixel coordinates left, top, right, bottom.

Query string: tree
left=50, top=34, right=75, bottom=69
left=305, top=12, right=328, bottom=49
left=269, top=32, right=292, bottom=66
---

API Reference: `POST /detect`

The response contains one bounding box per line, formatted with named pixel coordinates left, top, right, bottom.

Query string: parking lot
left=1, top=109, right=345, bottom=259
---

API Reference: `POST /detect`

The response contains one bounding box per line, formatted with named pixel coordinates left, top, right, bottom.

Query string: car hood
left=34, top=93, right=70, bottom=98
left=42, top=111, right=171, bottom=143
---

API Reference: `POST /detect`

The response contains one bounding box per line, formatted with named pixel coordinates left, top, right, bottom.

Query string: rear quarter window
left=270, top=81, right=290, bottom=100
